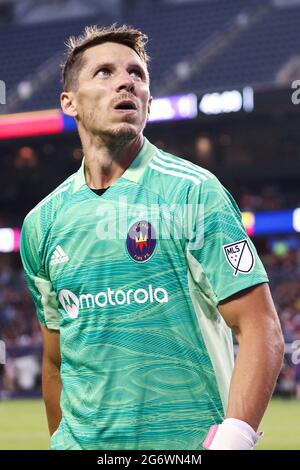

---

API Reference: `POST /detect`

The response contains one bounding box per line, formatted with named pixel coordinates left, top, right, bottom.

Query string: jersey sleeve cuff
left=216, top=277, right=269, bottom=304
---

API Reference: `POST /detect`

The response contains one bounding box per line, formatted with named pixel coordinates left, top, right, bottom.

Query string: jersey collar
left=72, top=136, right=156, bottom=194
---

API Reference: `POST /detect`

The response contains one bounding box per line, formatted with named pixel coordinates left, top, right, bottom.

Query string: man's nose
left=116, top=72, right=135, bottom=93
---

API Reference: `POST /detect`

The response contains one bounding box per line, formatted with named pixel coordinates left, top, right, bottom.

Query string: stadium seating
left=1, top=0, right=300, bottom=112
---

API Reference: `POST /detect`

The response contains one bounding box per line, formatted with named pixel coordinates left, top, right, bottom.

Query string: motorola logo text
left=59, top=285, right=169, bottom=318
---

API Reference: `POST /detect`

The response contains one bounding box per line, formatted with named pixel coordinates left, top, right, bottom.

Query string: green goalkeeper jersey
left=20, top=137, right=268, bottom=450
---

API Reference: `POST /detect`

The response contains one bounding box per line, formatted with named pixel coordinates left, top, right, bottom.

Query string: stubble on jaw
left=105, top=125, right=139, bottom=151
left=80, top=106, right=141, bottom=153
left=80, top=107, right=97, bottom=131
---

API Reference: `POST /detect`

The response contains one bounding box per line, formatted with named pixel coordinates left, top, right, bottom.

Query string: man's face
left=61, top=42, right=152, bottom=141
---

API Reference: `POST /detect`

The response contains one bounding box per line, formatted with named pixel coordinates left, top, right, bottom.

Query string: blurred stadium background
left=0, top=0, right=300, bottom=450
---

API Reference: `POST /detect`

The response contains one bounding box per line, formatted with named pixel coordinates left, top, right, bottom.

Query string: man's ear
left=60, top=91, right=78, bottom=118
left=147, top=95, right=153, bottom=117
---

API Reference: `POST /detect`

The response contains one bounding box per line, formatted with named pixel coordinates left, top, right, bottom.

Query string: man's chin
left=107, top=124, right=139, bottom=142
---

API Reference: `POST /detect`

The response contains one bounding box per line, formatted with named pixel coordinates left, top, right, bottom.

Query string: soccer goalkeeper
left=20, top=24, right=284, bottom=450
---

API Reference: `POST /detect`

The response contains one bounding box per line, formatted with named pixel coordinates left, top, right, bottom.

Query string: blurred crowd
left=264, top=248, right=300, bottom=399
left=265, top=249, right=300, bottom=343
left=1, top=131, right=300, bottom=227
left=0, top=245, right=299, bottom=398
left=0, top=264, right=42, bottom=397
left=0, top=265, right=41, bottom=346
left=236, top=185, right=299, bottom=212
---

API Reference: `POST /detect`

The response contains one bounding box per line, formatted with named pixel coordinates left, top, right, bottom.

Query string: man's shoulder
left=23, top=172, right=77, bottom=227
left=143, top=146, right=220, bottom=202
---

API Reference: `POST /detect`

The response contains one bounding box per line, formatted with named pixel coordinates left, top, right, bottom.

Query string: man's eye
left=130, top=68, right=142, bottom=78
left=96, top=68, right=110, bottom=77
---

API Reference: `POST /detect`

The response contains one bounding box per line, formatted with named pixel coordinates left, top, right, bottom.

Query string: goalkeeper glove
left=203, top=418, right=263, bottom=450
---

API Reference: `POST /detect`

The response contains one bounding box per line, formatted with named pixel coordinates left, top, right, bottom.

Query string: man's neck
left=81, top=133, right=144, bottom=190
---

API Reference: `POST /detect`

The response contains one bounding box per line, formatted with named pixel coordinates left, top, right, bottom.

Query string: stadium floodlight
left=0, top=340, right=5, bottom=365
left=199, top=90, right=242, bottom=115
left=242, top=87, right=254, bottom=112
left=0, top=228, right=20, bottom=252
left=292, top=208, right=300, bottom=232
left=0, top=80, right=5, bottom=105
left=148, top=94, right=197, bottom=122
left=199, top=87, right=254, bottom=115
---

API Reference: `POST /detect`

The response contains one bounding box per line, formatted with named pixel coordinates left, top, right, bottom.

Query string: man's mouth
left=114, top=100, right=137, bottom=111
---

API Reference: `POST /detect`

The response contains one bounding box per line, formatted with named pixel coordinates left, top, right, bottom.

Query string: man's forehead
left=83, top=41, right=144, bottom=66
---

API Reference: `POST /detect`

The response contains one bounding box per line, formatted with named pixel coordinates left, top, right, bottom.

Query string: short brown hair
left=61, top=23, right=150, bottom=91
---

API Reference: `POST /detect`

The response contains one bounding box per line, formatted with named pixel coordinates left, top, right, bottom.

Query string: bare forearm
left=42, top=362, right=62, bottom=436
left=226, top=331, right=284, bottom=431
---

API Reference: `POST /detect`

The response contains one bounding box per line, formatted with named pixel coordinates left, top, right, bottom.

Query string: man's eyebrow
left=127, top=62, right=145, bottom=69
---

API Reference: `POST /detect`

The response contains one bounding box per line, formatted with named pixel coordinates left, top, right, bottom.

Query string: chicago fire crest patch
left=126, top=220, right=156, bottom=263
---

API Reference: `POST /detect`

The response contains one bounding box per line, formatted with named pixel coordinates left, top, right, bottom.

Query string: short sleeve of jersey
left=20, top=214, right=60, bottom=330
left=187, top=176, right=269, bottom=304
